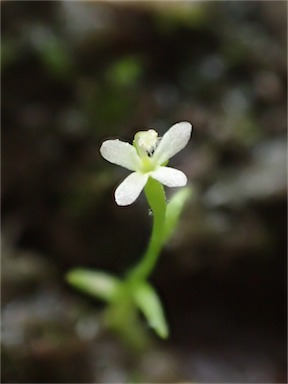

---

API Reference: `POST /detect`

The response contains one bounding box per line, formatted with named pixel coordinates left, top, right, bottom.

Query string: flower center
left=134, top=129, right=159, bottom=155
left=133, top=129, right=161, bottom=172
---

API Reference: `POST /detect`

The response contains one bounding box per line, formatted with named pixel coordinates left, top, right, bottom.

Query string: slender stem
left=128, top=178, right=166, bottom=281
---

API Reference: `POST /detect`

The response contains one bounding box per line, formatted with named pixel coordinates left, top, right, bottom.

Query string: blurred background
left=1, top=1, right=287, bottom=383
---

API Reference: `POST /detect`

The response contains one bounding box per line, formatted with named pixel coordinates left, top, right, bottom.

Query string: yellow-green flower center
left=137, top=129, right=158, bottom=152
left=134, top=129, right=158, bottom=154
left=140, top=156, right=156, bottom=172
left=133, top=129, right=160, bottom=173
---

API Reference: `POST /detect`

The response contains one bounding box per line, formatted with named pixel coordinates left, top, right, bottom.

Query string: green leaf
left=133, top=282, right=169, bottom=339
left=164, top=187, right=192, bottom=242
left=66, top=268, right=120, bottom=302
left=144, top=177, right=166, bottom=220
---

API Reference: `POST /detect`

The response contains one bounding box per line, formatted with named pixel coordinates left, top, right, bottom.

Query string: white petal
left=115, top=172, right=148, bottom=206
left=153, top=122, right=192, bottom=164
left=100, top=139, right=141, bottom=171
left=151, top=166, right=187, bottom=187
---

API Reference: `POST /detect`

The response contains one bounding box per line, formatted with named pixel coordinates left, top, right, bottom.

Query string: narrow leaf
left=133, top=282, right=169, bottom=339
left=66, top=268, right=120, bottom=302
left=144, top=177, right=166, bottom=221
left=164, top=187, right=192, bottom=242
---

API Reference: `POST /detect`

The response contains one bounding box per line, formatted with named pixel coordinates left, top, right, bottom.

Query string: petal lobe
left=153, top=122, right=192, bottom=164
left=100, top=139, right=141, bottom=171
left=115, top=172, right=148, bottom=206
left=151, top=166, right=187, bottom=187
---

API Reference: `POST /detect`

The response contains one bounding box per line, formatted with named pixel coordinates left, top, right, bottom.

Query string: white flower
left=100, top=122, right=192, bottom=206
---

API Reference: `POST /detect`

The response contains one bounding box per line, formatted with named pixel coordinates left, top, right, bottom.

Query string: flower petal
left=115, top=172, right=148, bottom=206
left=151, top=166, right=187, bottom=187
left=100, top=139, right=141, bottom=171
left=153, top=122, right=192, bottom=164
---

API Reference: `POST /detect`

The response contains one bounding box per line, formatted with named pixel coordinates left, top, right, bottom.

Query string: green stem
left=128, top=178, right=166, bottom=281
